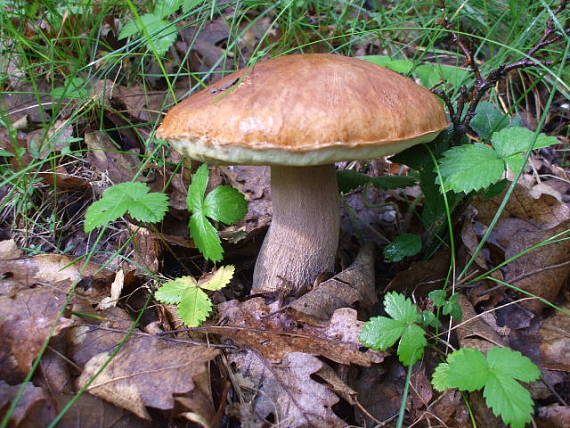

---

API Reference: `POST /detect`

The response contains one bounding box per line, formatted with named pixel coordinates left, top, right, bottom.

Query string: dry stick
left=436, top=0, right=569, bottom=139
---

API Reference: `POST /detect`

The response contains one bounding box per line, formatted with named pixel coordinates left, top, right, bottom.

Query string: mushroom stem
left=252, top=164, right=340, bottom=295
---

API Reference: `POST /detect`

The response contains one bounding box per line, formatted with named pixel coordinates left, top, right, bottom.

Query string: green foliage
left=51, top=76, right=91, bottom=99
left=337, top=170, right=416, bottom=193
left=383, top=233, right=422, bottom=262
left=433, top=347, right=541, bottom=428
left=119, top=0, right=206, bottom=55
left=155, top=265, right=234, bottom=327
left=84, top=182, right=169, bottom=232
left=438, top=127, right=559, bottom=193
left=360, top=292, right=427, bottom=366
left=187, top=164, right=248, bottom=262
left=428, top=290, right=463, bottom=320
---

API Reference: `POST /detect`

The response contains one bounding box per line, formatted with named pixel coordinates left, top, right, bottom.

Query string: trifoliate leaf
left=421, top=310, right=442, bottom=329
left=84, top=182, right=169, bottom=232
left=187, top=163, right=209, bottom=213
left=360, top=316, right=406, bottom=350
left=444, top=348, right=490, bottom=391
left=203, top=186, right=248, bottom=225
left=155, top=276, right=198, bottom=304
left=200, top=265, right=235, bottom=291
left=384, top=291, right=420, bottom=324
left=189, top=212, right=223, bottom=262
left=492, top=127, right=559, bottom=159
left=487, top=347, right=541, bottom=383
left=470, top=101, right=510, bottom=140
left=178, top=287, right=212, bottom=327
left=438, top=144, right=505, bottom=193
left=432, top=362, right=450, bottom=392
left=483, top=374, right=535, bottom=428
left=442, top=294, right=463, bottom=321
left=398, top=324, right=427, bottom=366
left=119, top=13, right=177, bottom=56
left=384, top=233, right=422, bottom=262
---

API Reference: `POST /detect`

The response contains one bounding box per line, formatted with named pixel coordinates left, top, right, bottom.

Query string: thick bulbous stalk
left=251, top=164, right=340, bottom=296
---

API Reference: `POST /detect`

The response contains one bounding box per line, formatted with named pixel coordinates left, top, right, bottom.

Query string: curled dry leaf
left=213, top=298, right=385, bottom=366
left=538, top=303, right=570, bottom=371
left=77, top=335, right=219, bottom=420
left=228, top=350, right=345, bottom=428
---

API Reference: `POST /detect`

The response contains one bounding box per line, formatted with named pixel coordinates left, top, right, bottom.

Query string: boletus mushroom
left=157, top=54, right=448, bottom=296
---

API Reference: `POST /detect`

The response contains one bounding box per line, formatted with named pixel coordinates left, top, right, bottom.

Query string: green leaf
left=421, top=310, right=442, bottom=329
left=438, top=144, right=505, bottom=193
left=154, top=0, right=183, bottom=17
left=178, top=287, right=212, bottom=327
left=383, top=291, right=420, bottom=324
left=84, top=182, right=168, bottom=232
left=492, top=127, right=559, bottom=165
left=384, top=233, right=422, bottom=262
left=155, top=276, right=198, bottom=304
left=470, top=101, right=510, bottom=140
left=183, top=0, right=206, bottom=12
left=432, top=362, right=451, bottom=392
left=337, top=170, right=416, bottom=194
left=483, top=374, right=535, bottom=428
left=360, top=316, right=407, bottom=350
left=428, top=289, right=447, bottom=307
left=416, top=63, right=470, bottom=89
left=200, top=265, right=235, bottom=291
left=487, top=347, right=541, bottom=383
left=52, top=77, right=90, bottom=99
left=398, top=324, right=427, bottom=366
left=119, top=13, right=177, bottom=56
left=442, top=294, right=463, bottom=320
left=203, top=186, right=248, bottom=224
left=359, top=55, right=415, bottom=74
left=187, top=163, right=209, bottom=213
left=444, top=348, right=490, bottom=391
left=189, top=212, right=223, bottom=262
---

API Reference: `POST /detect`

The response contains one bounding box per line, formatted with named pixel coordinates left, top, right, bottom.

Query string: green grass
left=0, top=0, right=568, bottom=426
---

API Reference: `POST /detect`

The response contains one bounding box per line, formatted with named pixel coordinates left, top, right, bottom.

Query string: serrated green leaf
left=492, top=127, right=559, bottom=160
left=203, top=185, right=248, bottom=224
left=128, top=190, right=170, bottom=223
left=84, top=195, right=130, bottom=232
left=438, top=144, right=505, bottom=193
left=398, top=324, right=427, bottom=366
left=360, top=316, right=407, bottom=350
left=85, top=182, right=168, bottom=232
left=470, top=101, right=510, bottom=140
left=119, top=13, right=177, bottom=55
left=52, top=77, right=90, bottom=99
left=178, top=287, right=212, bottom=327
left=487, top=347, right=541, bottom=383
left=384, top=233, right=422, bottom=262
left=189, top=212, right=223, bottom=262
left=336, top=170, right=416, bottom=194
left=428, top=289, right=447, bottom=307
left=445, top=348, right=490, bottom=391
left=384, top=292, right=420, bottom=324
left=432, top=362, right=451, bottom=392
left=200, top=265, right=235, bottom=291
left=187, top=163, right=209, bottom=213
left=155, top=276, right=197, bottom=304
left=483, top=374, right=535, bottom=428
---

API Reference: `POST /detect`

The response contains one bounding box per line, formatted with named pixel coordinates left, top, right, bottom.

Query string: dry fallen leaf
left=228, top=350, right=345, bottom=428
left=539, top=303, right=570, bottom=371
left=0, top=381, right=56, bottom=427
left=77, top=335, right=219, bottom=420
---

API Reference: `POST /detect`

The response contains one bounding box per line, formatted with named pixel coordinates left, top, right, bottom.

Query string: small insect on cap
left=156, top=54, right=449, bottom=166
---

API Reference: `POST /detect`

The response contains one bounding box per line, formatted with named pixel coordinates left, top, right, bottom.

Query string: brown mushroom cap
left=157, top=54, right=448, bottom=166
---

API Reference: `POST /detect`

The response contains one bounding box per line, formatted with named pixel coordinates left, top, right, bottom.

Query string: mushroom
left=157, top=54, right=448, bottom=296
